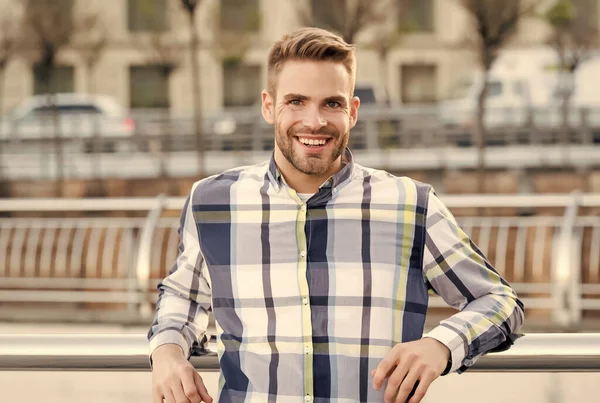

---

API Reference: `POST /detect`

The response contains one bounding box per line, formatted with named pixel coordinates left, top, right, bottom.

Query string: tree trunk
left=40, top=63, right=65, bottom=198
left=0, top=67, right=5, bottom=184
left=85, top=64, right=105, bottom=197
left=559, top=71, right=573, bottom=164
left=379, top=51, right=391, bottom=106
left=475, top=70, right=490, bottom=196
left=188, top=9, right=204, bottom=178
left=50, top=89, right=64, bottom=198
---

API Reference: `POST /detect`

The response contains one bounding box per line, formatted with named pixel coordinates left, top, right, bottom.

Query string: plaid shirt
left=148, top=149, right=524, bottom=403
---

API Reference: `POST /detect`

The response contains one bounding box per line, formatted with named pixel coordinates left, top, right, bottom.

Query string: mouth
left=294, top=136, right=332, bottom=152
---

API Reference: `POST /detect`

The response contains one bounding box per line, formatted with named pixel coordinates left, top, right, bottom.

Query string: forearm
left=148, top=283, right=211, bottom=359
left=424, top=285, right=524, bottom=373
left=422, top=188, right=525, bottom=373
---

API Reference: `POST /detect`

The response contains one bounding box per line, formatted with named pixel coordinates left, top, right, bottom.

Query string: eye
left=288, top=99, right=302, bottom=106
left=326, top=101, right=341, bottom=108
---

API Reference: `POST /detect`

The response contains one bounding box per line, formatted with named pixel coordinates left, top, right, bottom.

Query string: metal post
left=134, top=194, right=166, bottom=318
left=551, top=191, right=580, bottom=328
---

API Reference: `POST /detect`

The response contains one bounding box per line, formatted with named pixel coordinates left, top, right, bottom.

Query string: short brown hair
left=267, top=27, right=356, bottom=98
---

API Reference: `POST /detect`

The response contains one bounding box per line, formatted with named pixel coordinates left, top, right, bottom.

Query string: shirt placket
left=295, top=201, right=313, bottom=403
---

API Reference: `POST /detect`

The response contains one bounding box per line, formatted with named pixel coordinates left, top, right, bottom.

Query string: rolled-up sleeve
left=421, top=189, right=524, bottom=374
left=148, top=182, right=212, bottom=361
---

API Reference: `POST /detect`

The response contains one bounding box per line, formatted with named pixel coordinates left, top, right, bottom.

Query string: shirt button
left=300, top=250, right=306, bottom=257
left=300, top=205, right=306, bottom=211
left=302, top=297, right=308, bottom=305
left=305, top=344, right=311, bottom=354
left=305, top=396, right=311, bottom=402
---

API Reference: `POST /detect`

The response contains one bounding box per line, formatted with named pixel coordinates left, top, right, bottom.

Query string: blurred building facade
left=0, top=0, right=598, bottom=115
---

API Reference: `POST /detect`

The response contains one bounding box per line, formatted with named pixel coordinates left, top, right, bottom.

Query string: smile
left=295, top=137, right=331, bottom=149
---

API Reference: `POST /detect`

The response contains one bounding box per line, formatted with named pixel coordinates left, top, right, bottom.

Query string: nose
left=302, top=104, right=327, bottom=130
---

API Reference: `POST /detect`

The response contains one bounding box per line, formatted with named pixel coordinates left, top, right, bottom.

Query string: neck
left=274, top=147, right=343, bottom=194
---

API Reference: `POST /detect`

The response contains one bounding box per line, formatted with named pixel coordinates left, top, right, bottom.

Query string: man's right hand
left=151, top=344, right=214, bottom=403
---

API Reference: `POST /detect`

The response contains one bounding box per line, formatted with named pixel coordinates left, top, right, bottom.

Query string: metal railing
left=1, top=333, right=599, bottom=372
left=0, top=193, right=599, bottom=328
left=2, top=106, right=600, bottom=180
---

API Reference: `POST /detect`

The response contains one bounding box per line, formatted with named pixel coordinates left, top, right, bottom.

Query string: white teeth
left=299, top=138, right=326, bottom=146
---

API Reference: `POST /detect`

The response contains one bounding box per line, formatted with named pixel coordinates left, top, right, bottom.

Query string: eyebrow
left=282, top=93, right=309, bottom=102
left=324, top=95, right=348, bottom=107
left=282, top=93, right=348, bottom=106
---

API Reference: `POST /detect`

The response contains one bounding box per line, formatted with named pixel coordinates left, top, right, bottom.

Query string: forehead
left=275, top=60, right=352, bottom=99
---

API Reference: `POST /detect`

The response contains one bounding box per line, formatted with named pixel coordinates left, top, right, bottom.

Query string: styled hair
left=267, top=27, right=356, bottom=98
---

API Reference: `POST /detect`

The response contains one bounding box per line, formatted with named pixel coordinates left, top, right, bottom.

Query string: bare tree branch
left=544, top=0, right=600, bottom=72
left=207, top=0, right=257, bottom=65
left=74, top=12, right=109, bottom=73
left=362, top=1, right=413, bottom=104
left=460, top=0, right=534, bottom=69
left=457, top=0, right=540, bottom=195
left=177, top=0, right=205, bottom=177
left=179, top=0, right=199, bottom=14
left=543, top=0, right=600, bottom=148
left=297, top=0, right=398, bottom=44
left=21, top=0, right=77, bottom=197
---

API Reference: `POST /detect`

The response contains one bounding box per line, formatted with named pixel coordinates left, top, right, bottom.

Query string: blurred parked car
left=0, top=93, right=136, bottom=153
left=438, top=47, right=600, bottom=145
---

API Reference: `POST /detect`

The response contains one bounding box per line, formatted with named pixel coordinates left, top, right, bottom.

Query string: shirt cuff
left=148, top=330, right=191, bottom=368
left=422, top=325, right=467, bottom=375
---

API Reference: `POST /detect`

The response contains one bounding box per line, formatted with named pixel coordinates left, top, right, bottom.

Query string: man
left=148, top=27, right=524, bottom=403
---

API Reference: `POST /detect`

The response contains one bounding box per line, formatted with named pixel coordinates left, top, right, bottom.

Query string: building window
left=220, top=0, right=261, bottom=32
left=128, top=0, right=168, bottom=32
left=33, top=65, right=75, bottom=95
left=223, top=63, right=261, bottom=107
left=400, top=64, right=437, bottom=104
left=310, top=0, right=347, bottom=34
left=129, top=65, right=170, bottom=108
left=400, top=0, right=434, bottom=32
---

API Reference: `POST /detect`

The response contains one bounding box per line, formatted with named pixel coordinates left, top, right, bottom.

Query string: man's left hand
left=371, top=338, right=450, bottom=403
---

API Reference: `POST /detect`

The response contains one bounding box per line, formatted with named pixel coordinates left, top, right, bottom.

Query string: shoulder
left=351, top=163, right=433, bottom=199
left=189, top=160, right=270, bottom=204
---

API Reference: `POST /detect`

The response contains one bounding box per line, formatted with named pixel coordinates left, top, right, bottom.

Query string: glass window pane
left=220, top=0, right=260, bottom=32
left=223, top=64, right=261, bottom=107
left=128, top=0, right=168, bottom=32
left=33, top=65, right=75, bottom=95
left=400, top=0, right=434, bottom=32
left=400, top=64, right=437, bottom=104
left=129, top=65, right=170, bottom=108
left=310, top=0, right=346, bottom=34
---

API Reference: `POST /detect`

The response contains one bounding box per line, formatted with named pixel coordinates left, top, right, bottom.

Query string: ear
left=261, top=90, right=275, bottom=125
left=349, top=95, right=360, bottom=129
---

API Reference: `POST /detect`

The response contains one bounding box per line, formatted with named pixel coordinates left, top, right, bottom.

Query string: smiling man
left=148, top=28, right=524, bottom=403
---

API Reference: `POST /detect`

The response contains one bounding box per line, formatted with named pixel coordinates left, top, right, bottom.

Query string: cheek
left=331, top=116, right=350, bottom=135
left=275, top=111, right=296, bottom=133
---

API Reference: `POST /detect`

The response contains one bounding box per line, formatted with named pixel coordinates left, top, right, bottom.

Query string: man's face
left=261, top=60, right=360, bottom=177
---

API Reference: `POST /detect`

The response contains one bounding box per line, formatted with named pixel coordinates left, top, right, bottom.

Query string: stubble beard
left=275, top=121, right=348, bottom=176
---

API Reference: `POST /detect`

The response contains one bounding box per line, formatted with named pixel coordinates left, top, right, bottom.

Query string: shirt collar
left=267, top=147, right=355, bottom=193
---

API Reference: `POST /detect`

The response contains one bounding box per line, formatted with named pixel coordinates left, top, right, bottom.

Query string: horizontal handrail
left=0, top=333, right=599, bottom=372
left=0, top=193, right=599, bottom=212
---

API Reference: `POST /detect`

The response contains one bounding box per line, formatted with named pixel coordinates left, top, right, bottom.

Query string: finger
left=408, top=371, right=437, bottom=403
left=181, top=370, right=202, bottom=403
left=171, top=381, right=191, bottom=403
left=163, top=388, right=177, bottom=403
left=152, top=388, right=164, bottom=403
left=395, top=370, right=420, bottom=403
left=372, top=358, right=397, bottom=390
left=383, top=363, right=410, bottom=403
left=194, top=372, right=214, bottom=403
